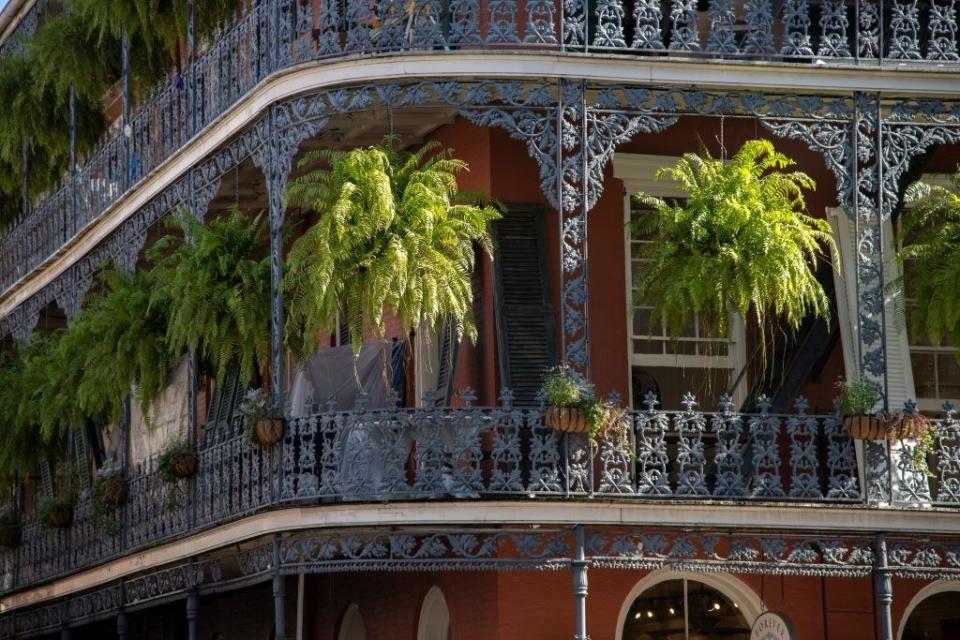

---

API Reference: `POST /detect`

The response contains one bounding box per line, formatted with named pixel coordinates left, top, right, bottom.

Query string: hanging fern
left=896, top=174, right=960, bottom=356
left=283, top=138, right=501, bottom=356
left=632, top=139, right=835, bottom=345
left=150, top=207, right=271, bottom=386
left=0, top=344, right=66, bottom=477
left=69, top=267, right=174, bottom=424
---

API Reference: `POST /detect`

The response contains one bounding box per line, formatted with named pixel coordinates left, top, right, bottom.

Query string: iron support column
left=69, top=84, right=77, bottom=238
left=117, top=610, right=129, bottom=640
left=265, top=120, right=287, bottom=410
left=121, top=30, right=131, bottom=188
left=187, top=589, right=200, bottom=640
left=874, top=534, right=893, bottom=640
left=20, top=138, right=29, bottom=218
left=572, top=525, right=588, bottom=639
left=273, top=534, right=287, bottom=640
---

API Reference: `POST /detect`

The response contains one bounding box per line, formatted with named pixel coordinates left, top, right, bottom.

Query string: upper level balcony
left=1, top=0, right=960, bottom=301
left=2, top=393, right=959, bottom=597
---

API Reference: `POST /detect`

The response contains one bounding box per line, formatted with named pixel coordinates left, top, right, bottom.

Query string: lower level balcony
left=5, top=395, right=958, bottom=595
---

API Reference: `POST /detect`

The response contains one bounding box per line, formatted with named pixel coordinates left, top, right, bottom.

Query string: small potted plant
left=0, top=504, right=20, bottom=548
left=836, top=377, right=884, bottom=440
left=94, top=460, right=128, bottom=508
left=910, top=422, right=938, bottom=477
left=541, top=366, right=615, bottom=443
left=38, top=494, right=75, bottom=529
left=158, top=437, right=198, bottom=483
left=239, top=388, right=284, bottom=447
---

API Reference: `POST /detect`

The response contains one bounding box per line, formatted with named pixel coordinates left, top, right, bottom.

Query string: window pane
left=686, top=581, right=751, bottom=640
left=937, top=354, right=960, bottom=400
left=622, top=579, right=686, bottom=640
left=912, top=353, right=937, bottom=399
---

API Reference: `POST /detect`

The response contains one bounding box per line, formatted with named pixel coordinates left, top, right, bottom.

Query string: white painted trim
left=3, top=500, right=960, bottom=613
left=417, top=586, right=451, bottom=640
left=613, top=569, right=763, bottom=639
left=896, top=580, right=960, bottom=640
left=6, top=54, right=960, bottom=319
left=0, top=0, right=33, bottom=46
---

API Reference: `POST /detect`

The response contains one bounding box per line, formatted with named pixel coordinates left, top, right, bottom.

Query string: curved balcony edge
left=1, top=403, right=958, bottom=605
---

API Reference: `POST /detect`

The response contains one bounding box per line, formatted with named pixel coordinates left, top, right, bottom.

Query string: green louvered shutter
left=493, top=205, right=557, bottom=406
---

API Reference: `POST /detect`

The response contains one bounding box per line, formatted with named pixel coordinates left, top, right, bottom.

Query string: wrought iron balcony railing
left=2, top=0, right=960, bottom=300
left=2, top=396, right=958, bottom=595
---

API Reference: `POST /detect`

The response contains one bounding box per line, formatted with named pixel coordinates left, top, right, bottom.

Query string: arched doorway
left=338, top=603, right=367, bottom=640
left=899, top=583, right=960, bottom=640
left=418, top=586, right=452, bottom=640
left=617, top=571, right=760, bottom=639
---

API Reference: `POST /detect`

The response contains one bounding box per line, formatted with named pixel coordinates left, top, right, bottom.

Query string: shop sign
left=751, top=611, right=795, bottom=640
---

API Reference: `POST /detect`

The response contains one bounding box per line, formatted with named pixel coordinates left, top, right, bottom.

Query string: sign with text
left=751, top=611, right=795, bottom=640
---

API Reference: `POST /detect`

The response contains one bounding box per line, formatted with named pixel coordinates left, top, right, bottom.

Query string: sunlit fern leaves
left=284, top=139, right=501, bottom=357
left=632, top=139, right=835, bottom=347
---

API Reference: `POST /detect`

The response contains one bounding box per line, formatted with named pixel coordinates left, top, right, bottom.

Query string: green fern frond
left=284, top=137, right=501, bottom=357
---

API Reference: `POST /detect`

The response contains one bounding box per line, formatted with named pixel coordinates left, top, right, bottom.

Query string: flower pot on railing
left=842, top=415, right=886, bottom=440
left=170, top=452, right=198, bottom=479
left=38, top=498, right=74, bottom=529
left=240, top=388, right=284, bottom=448
left=884, top=412, right=930, bottom=441
left=546, top=406, right=589, bottom=434
left=254, top=417, right=285, bottom=447
left=0, top=506, right=19, bottom=547
left=158, top=438, right=198, bottom=483
left=96, top=476, right=129, bottom=508
left=0, top=523, right=20, bottom=548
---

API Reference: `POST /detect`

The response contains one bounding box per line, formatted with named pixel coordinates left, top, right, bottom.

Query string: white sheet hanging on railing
left=129, top=355, right=190, bottom=466
left=287, top=340, right=400, bottom=415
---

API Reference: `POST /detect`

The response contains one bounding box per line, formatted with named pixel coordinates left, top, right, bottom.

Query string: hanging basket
left=41, top=504, right=73, bottom=529
left=0, top=523, right=20, bottom=548
left=884, top=412, right=930, bottom=441
left=843, top=415, right=886, bottom=440
left=255, top=417, right=285, bottom=447
left=546, top=406, right=589, bottom=434
left=97, top=476, right=129, bottom=508
left=170, top=452, right=198, bottom=479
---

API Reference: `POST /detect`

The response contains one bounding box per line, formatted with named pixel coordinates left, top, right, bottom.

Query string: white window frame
left=614, top=153, right=748, bottom=409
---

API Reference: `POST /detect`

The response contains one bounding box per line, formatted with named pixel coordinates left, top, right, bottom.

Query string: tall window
left=628, top=198, right=744, bottom=410
left=621, top=578, right=750, bottom=639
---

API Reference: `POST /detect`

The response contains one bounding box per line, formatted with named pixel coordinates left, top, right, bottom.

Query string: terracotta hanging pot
left=255, top=417, right=285, bottom=447
left=0, top=523, right=20, bottom=548
left=546, top=406, right=589, bottom=434
left=98, top=476, right=129, bottom=507
left=843, top=415, right=886, bottom=440
left=171, top=452, right=198, bottom=479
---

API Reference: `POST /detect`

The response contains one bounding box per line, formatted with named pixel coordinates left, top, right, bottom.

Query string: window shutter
left=493, top=205, right=556, bottom=406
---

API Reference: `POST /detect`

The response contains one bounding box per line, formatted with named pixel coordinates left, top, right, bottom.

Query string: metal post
left=69, top=84, right=77, bottom=239
left=187, top=0, right=197, bottom=136
left=874, top=534, right=893, bottom=640
left=20, top=138, right=29, bottom=218
left=121, top=30, right=131, bottom=188
left=572, top=525, right=588, bottom=640
left=186, top=589, right=200, bottom=640
left=272, top=534, right=287, bottom=640
left=267, top=130, right=286, bottom=411
left=117, top=609, right=129, bottom=640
